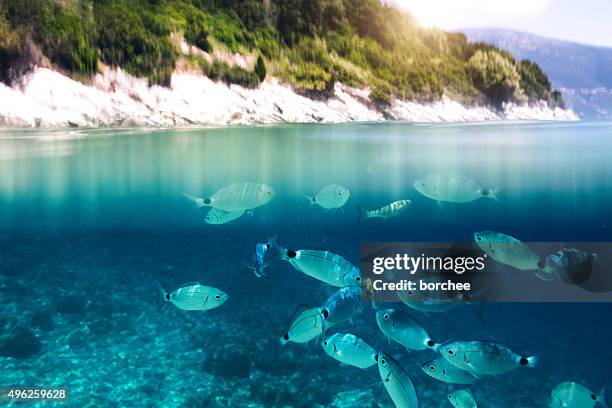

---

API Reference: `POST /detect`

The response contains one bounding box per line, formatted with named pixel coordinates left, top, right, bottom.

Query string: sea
left=0, top=121, right=611, bottom=407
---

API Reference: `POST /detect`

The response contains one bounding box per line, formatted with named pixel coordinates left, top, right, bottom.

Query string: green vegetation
left=0, top=0, right=562, bottom=108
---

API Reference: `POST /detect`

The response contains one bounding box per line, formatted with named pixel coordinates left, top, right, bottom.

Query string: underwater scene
left=1, top=122, right=611, bottom=407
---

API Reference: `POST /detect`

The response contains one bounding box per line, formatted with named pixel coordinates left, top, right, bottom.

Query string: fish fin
left=303, top=194, right=315, bottom=205
left=154, top=281, right=169, bottom=311
left=598, top=387, right=609, bottom=407
left=356, top=206, right=367, bottom=223
left=181, top=191, right=207, bottom=207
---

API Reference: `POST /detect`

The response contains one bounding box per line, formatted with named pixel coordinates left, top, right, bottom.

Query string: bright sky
left=392, top=0, right=612, bottom=48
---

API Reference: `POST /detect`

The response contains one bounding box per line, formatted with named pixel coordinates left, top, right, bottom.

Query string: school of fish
left=167, top=178, right=608, bottom=408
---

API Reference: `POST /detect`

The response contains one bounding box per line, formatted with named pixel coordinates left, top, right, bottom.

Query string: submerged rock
left=0, top=319, right=42, bottom=358
left=56, top=294, right=87, bottom=315
left=202, top=343, right=252, bottom=379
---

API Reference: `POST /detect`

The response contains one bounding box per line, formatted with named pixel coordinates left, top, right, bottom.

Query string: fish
left=473, top=231, right=541, bottom=271
left=321, top=286, right=365, bottom=325
left=156, top=282, right=228, bottom=311
left=357, top=199, right=412, bottom=223
left=397, top=283, right=459, bottom=314
left=278, top=247, right=362, bottom=287
left=548, top=382, right=608, bottom=408
left=540, top=248, right=598, bottom=284
left=448, top=389, right=477, bottom=408
left=413, top=174, right=496, bottom=204
left=280, top=306, right=326, bottom=346
left=320, top=333, right=377, bottom=369
left=250, top=236, right=278, bottom=277
left=375, top=309, right=440, bottom=351
left=200, top=182, right=276, bottom=211
left=306, top=184, right=350, bottom=209
left=439, top=341, right=537, bottom=375
left=421, top=357, right=478, bottom=385
left=377, top=351, right=420, bottom=408
left=204, top=207, right=246, bottom=225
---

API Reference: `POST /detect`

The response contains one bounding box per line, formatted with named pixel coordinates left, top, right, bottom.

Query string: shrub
left=255, top=54, right=266, bottom=81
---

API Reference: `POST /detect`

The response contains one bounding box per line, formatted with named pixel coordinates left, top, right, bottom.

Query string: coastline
left=0, top=66, right=579, bottom=128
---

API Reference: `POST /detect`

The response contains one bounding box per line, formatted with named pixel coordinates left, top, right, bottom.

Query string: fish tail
left=599, top=387, right=609, bottom=407
left=521, top=355, right=537, bottom=368
left=303, top=194, right=315, bottom=205
left=154, top=281, right=169, bottom=311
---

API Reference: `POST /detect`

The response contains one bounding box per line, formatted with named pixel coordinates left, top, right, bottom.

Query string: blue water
left=0, top=122, right=611, bottom=407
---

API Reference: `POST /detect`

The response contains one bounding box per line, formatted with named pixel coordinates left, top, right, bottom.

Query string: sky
left=392, top=0, right=612, bottom=48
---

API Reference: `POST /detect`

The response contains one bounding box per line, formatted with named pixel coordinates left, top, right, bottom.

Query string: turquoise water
left=0, top=122, right=611, bottom=407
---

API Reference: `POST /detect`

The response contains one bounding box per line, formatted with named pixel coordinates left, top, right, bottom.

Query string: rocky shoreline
left=0, top=66, right=579, bottom=128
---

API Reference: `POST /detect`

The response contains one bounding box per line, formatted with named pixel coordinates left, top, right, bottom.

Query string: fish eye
left=447, top=350, right=454, bottom=355
left=383, top=313, right=389, bottom=319
left=324, top=341, right=328, bottom=346
left=429, top=365, right=435, bottom=371
left=381, top=358, right=386, bottom=366
left=477, top=236, right=482, bottom=241
left=591, top=394, right=597, bottom=400
left=215, top=295, right=221, bottom=299
left=448, top=395, right=452, bottom=400
left=355, top=276, right=361, bottom=282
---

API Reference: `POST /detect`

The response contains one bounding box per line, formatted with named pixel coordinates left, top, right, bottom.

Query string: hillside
left=1, top=0, right=561, bottom=111
left=463, top=28, right=612, bottom=118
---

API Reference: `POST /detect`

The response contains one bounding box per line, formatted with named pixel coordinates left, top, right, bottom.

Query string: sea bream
left=278, top=247, right=362, bottom=287
left=321, top=285, right=365, bottom=325
left=156, top=282, right=228, bottom=311
left=204, top=207, right=246, bottom=225
left=321, top=333, right=377, bottom=369
left=448, top=389, right=477, bottom=408
left=376, top=309, right=440, bottom=351
left=548, top=382, right=609, bottom=408
left=187, top=182, right=275, bottom=212
left=306, top=184, right=350, bottom=209
left=413, top=174, right=497, bottom=204
left=473, top=231, right=541, bottom=271
left=357, top=199, right=412, bottom=222
left=439, top=341, right=537, bottom=375
left=421, top=357, right=478, bottom=385
left=280, top=306, right=326, bottom=346
left=377, top=351, right=420, bottom=408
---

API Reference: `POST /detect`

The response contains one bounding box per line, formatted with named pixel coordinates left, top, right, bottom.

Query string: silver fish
left=204, top=182, right=275, bottom=211
left=357, top=199, right=412, bottom=222
left=156, top=282, right=228, bottom=311
left=439, top=341, right=537, bottom=375
left=306, top=184, right=350, bottom=209
left=376, top=309, right=439, bottom=351
left=204, top=207, right=246, bottom=225
left=322, top=286, right=365, bottom=325
left=540, top=248, right=598, bottom=284
left=474, top=231, right=541, bottom=271
left=548, top=382, right=608, bottom=408
left=413, top=174, right=496, bottom=204
left=421, top=357, right=478, bottom=385
left=448, top=389, right=477, bottom=408
left=377, top=351, right=420, bottom=408
left=279, top=248, right=362, bottom=287
left=397, top=283, right=459, bottom=314
left=280, top=307, right=326, bottom=346
left=321, top=333, right=377, bottom=369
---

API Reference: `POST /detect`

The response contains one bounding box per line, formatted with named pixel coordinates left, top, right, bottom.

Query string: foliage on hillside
left=0, top=0, right=562, bottom=108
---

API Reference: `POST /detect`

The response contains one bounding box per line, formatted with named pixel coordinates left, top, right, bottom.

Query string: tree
left=467, top=50, right=520, bottom=108
left=255, top=54, right=266, bottom=81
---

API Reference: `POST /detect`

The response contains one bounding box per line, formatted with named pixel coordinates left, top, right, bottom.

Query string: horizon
left=391, top=0, right=612, bottom=48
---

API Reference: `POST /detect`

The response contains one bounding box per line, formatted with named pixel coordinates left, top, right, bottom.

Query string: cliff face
left=0, top=66, right=578, bottom=128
